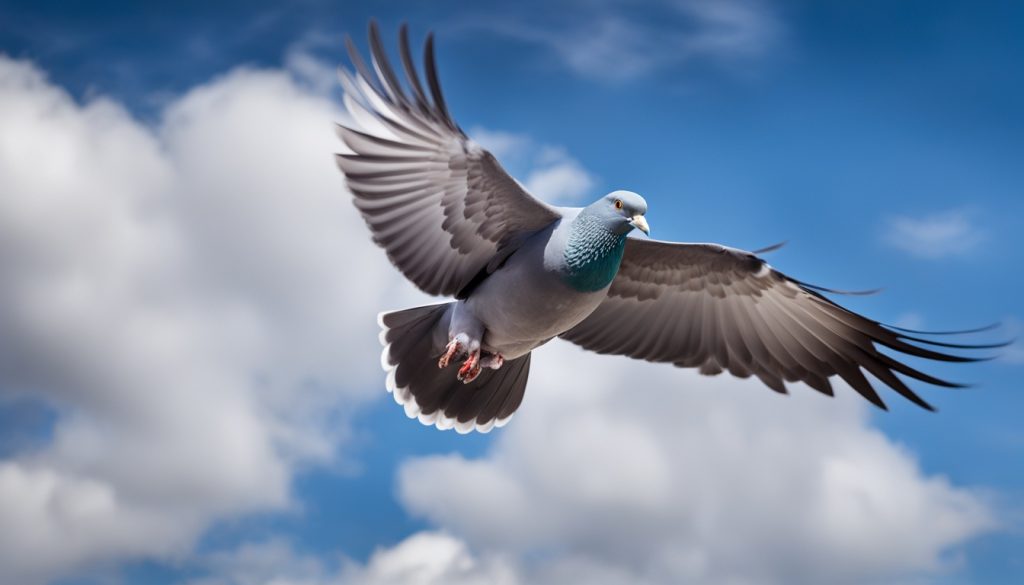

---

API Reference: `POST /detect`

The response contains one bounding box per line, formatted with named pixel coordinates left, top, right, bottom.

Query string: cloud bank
left=395, top=342, right=994, bottom=585
left=0, top=55, right=422, bottom=584
left=186, top=344, right=996, bottom=585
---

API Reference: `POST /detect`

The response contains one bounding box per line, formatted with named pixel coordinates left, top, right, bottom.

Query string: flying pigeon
left=335, top=23, right=1000, bottom=433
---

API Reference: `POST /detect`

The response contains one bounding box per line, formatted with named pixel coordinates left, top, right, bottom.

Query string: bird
left=334, top=22, right=1002, bottom=433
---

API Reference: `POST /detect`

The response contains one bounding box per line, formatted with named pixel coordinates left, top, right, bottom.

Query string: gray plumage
left=336, top=22, right=1000, bottom=433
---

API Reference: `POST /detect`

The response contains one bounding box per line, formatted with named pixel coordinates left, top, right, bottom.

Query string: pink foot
left=457, top=350, right=481, bottom=383
left=438, top=339, right=463, bottom=369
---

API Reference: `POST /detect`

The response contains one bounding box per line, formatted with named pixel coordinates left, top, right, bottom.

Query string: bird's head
left=591, top=190, right=650, bottom=236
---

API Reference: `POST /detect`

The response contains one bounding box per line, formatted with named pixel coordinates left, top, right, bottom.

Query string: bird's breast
left=466, top=228, right=612, bottom=355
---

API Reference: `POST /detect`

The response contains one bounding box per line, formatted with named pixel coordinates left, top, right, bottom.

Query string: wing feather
left=337, top=22, right=561, bottom=297
left=561, top=239, right=998, bottom=409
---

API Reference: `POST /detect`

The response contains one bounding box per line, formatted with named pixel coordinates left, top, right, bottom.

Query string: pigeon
left=335, top=23, right=1001, bottom=433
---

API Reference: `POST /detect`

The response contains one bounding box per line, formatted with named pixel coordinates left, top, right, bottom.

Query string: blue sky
left=1, top=1, right=1022, bottom=584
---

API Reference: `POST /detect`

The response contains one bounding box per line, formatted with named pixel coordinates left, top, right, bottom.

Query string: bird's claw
left=438, top=339, right=464, bottom=369
left=457, top=350, right=481, bottom=383
left=441, top=338, right=500, bottom=383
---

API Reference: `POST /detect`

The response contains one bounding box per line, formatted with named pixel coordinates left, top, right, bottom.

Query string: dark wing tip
left=891, top=333, right=1013, bottom=351
left=751, top=240, right=787, bottom=255
left=970, top=354, right=1007, bottom=363
left=423, top=32, right=459, bottom=133
left=869, top=395, right=890, bottom=411
left=398, top=22, right=432, bottom=114
left=345, top=32, right=386, bottom=100
left=343, top=33, right=358, bottom=60
left=886, top=322, right=1002, bottom=336
left=794, top=278, right=883, bottom=296
left=367, top=20, right=409, bottom=107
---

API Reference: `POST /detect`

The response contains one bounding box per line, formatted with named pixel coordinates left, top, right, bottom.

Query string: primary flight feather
left=335, top=23, right=998, bottom=433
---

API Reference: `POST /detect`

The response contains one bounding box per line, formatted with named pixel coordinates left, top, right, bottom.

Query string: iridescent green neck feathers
left=563, top=213, right=628, bottom=292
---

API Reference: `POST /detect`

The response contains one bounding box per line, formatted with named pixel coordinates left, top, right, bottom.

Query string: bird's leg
left=439, top=331, right=476, bottom=369
left=457, top=350, right=482, bottom=383
left=447, top=304, right=485, bottom=383
left=478, top=351, right=504, bottom=370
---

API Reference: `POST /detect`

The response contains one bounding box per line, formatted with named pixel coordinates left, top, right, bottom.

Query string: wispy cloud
left=883, top=209, right=986, bottom=259
left=283, top=30, right=347, bottom=97
left=460, top=0, right=780, bottom=82
left=891, top=312, right=926, bottom=331
left=1002, top=344, right=1024, bottom=365
left=998, top=318, right=1024, bottom=365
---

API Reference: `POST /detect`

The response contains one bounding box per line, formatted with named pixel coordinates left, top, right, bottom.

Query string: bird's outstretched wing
left=560, top=239, right=1000, bottom=409
left=336, top=22, right=561, bottom=297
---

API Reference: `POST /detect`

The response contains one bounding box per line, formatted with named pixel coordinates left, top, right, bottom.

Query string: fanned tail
left=378, top=304, right=531, bottom=433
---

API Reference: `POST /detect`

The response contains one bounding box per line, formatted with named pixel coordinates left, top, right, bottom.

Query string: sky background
left=0, top=1, right=1022, bottom=584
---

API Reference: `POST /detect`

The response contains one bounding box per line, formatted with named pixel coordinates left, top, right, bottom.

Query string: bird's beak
left=630, top=214, right=650, bottom=235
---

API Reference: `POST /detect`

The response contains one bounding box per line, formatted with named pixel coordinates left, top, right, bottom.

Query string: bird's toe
left=438, top=339, right=464, bottom=369
left=456, top=351, right=482, bottom=383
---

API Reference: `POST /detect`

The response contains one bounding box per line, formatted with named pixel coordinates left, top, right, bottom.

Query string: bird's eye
left=614, top=199, right=623, bottom=210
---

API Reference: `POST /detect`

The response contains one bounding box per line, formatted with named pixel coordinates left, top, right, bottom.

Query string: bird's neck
left=563, top=213, right=628, bottom=292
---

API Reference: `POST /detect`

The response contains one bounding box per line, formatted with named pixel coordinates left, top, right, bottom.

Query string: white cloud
left=183, top=533, right=517, bottom=585
left=524, top=162, right=594, bottom=204
left=468, top=128, right=596, bottom=204
left=524, top=147, right=595, bottom=203
left=396, top=341, right=995, bottom=585
left=349, top=532, right=518, bottom=585
left=0, top=55, right=425, bottom=584
left=471, top=0, right=780, bottom=81
left=466, top=127, right=532, bottom=161
left=883, top=209, right=986, bottom=259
